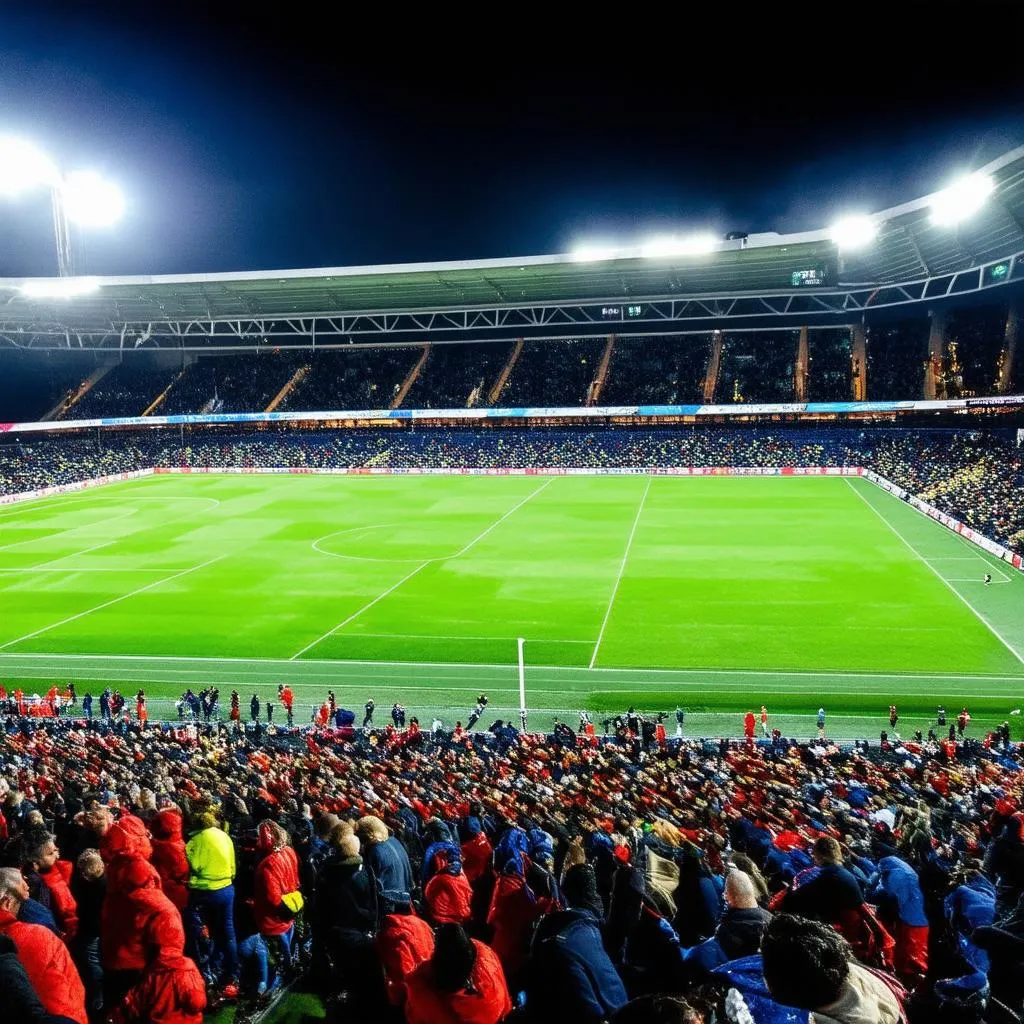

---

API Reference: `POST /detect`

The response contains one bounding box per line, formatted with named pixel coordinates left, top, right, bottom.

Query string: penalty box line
left=290, top=478, right=556, bottom=661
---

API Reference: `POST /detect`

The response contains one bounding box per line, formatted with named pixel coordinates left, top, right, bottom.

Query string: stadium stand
left=806, top=329, right=854, bottom=402
left=401, top=341, right=513, bottom=409
left=0, top=350, right=103, bottom=422
left=946, top=305, right=1008, bottom=399
left=278, top=346, right=421, bottom=412
left=717, top=331, right=797, bottom=404
left=600, top=336, right=710, bottom=405
left=496, top=338, right=607, bottom=407
left=62, top=360, right=180, bottom=419
left=866, top=319, right=930, bottom=401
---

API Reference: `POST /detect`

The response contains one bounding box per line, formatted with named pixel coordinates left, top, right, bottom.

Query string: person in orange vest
left=760, top=705, right=769, bottom=738
left=655, top=719, right=667, bottom=747
left=743, top=711, right=756, bottom=745
left=279, top=685, right=295, bottom=725
left=315, top=702, right=330, bottom=728
left=136, top=691, right=148, bottom=727
left=46, top=686, right=59, bottom=716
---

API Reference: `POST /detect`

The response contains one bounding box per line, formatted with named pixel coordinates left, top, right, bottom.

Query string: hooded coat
left=376, top=912, right=435, bottom=1006
left=111, top=948, right=207, bottom=1023
left=811, top=962, right=903, bottom=1024
left=525, top=908, right=628, bottom=1024
left=869, top=856, right=928, bottom=981
left=684, top=905, right=773, bottom=974
left=405, top=939, right=511, bottom=1024
left=150, top=810, right=190, bottom=911
left=253, top=841, right=301, bottom=938
left=0, top=907, right=88, bottom=1024
left=423, top=843, right=473, bottom=926
left=101, top=858, right=183, bottom=973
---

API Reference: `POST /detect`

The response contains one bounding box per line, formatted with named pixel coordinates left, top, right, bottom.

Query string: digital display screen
left=791, top=267, right=829, bottom=287
left=601, top=305, right=645, bottom=320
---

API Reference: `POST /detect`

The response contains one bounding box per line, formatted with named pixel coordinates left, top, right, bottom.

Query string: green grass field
left=1, top=471, right=1022, bottom=739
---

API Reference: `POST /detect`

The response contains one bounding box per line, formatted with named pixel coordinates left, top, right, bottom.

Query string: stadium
left=2, top=66, right=1024, bottom=1024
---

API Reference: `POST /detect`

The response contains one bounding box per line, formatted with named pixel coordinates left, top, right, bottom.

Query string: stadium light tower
left=0, top=137, right=124, bottom=277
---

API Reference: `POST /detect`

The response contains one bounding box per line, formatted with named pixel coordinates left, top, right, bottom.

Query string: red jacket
left=460, top=833, right=492, bottom=884
left=0, top=907, right=87, bottom=1024
left=151, top=810, right=190, bottom=910
left=376, top=912, right=435, bottom=1006
left=40, top=858, right=79, bottom=940
left=253, top=846, right=301, bottom=937
left=102, top=861, right=183, bottom=972
left=405, top=940, right=511, bottom=1024
left=425, top=870, right=473, bottom=925
left=487, top=873, right=553, bottom=978
left=112, top=949, right=206, bottom=1024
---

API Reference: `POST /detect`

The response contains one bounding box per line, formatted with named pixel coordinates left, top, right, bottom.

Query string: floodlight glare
left=930, top=173, right=994, bottom=227
left=641, top=234, right=717, bottom=258
left=830, top=215, right=877, bottom=250
left=0, top=137, right=60, bottom=197
left=59, top=170, right=125, bottom=227
left=20, top=277, right=100, bottom=298
left=571, top=245, right=621, bottom=263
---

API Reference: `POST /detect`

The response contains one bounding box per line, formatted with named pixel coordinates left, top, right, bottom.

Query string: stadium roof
left=1, top=146, right=1023, bottom=349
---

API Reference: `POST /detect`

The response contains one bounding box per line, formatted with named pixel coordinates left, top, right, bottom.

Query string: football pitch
left=0, top=471, right=1022, bottom=739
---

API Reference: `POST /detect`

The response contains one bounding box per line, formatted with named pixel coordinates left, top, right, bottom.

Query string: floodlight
left=830, top=215, right=877, bottom=250
left=641, top=234, right=717, bottom=258
left=930, top=173, right=994, bottom=227
left=59, top=170, right=125, bottom=227
left=571, top=245, right=621, bottom=263
left=0, top=137, right=60, bottom=196
left=20, top=277, right=100, bottom=298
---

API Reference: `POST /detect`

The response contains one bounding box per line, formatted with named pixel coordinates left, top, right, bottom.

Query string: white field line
left=0, top=555, right=228, bottom=652
left=347, top=631, right=592, bottom=643
left=949, top=530, right=1013, bottom=582
left=291, top=479, right=555, bottom=660
left=0, top=568, right=196, bottom=574
left=4, top=669, right=1024, bottom=703
left=946, top=578, right=1011, bottom=584
left=845, top=477, right=1024, bottom=666
left=3, top=649, right=1024, bottom=683
left=0, top=492, right=211, bottom=522
left=589, top=476, right=652, bottom=669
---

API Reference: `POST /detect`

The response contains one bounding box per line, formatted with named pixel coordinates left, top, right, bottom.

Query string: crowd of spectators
left=159, top=353, right=307, bottom=416
left=866, top=321, right=930, bottom=401
left=403, top=343, right=513, bottom=410
left=717, top=333, right=797, bottom=405
left=601, top=337, right=709, bottom=406
left=1, top=425, right=1023, bottom=550
left=498, top=339, right=607, bottom=407
left=279, top=347, right=420, bottom=413
left=944, top=306, right=1007, bottom=400
left=806, top=330, right=854, bottom=402
left=64, top=363, right=181, bottom=420
left=0, top=708, right=1022, bottom=1023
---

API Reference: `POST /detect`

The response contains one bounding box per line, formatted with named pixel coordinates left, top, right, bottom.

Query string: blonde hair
left=355, top=815, right=389, bottom=845
left=77, top=849, right=104, bottom=881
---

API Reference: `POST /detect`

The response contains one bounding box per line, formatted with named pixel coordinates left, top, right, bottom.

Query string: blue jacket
left=870, top=855, right=928, bottom=927
left=683, top=906, right=773, bottom=974
left=711, top=955, right=809, bottom=1024
left=365, top=836, right=413, bottom=911
left=526, top=908, right=627, bottom=1023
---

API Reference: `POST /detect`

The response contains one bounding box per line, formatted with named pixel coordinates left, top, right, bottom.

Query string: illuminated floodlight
left=930, top=173, right=994, bottom=227
left=571, top=244, right=622, bottom=263
left=59, top=170, right=125, bottom=227
left=830, top=215, right=877, bottom=250
left=641, top=233, right=717, bottom=258
left=0, top=137, right=60, bottom=197
left=20, top=276, right=100, bottom=298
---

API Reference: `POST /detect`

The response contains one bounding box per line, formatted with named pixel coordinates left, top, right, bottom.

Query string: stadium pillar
left=924, top=309, right=948, bottom=400
left=851, top=325, right=867, bottom=400
left=795, top=327, right=809, bottom=401
left=997, top=300, right=1019, bottom=394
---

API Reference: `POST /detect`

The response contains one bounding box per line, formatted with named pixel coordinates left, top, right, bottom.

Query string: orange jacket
left=405, top=940, right=511, bottom=1024
left=425, top=870, right=473, bottom=925
left=376, top=912, right=435, bottom=1005
left=0, top=907, right=87, bottom=1024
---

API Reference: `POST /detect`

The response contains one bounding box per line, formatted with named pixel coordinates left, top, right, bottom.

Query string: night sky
left=1, top=3, right=1022, bottom=277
